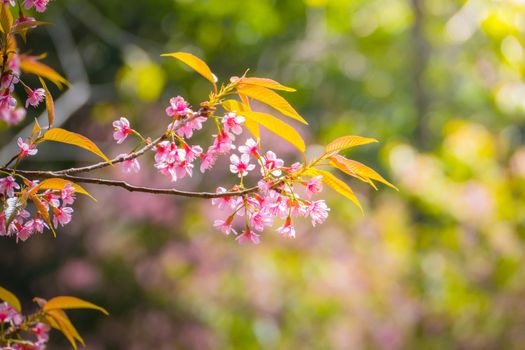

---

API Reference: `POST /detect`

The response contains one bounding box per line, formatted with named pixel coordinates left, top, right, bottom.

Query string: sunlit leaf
left=0, top=286, right=21, bottom=313
left=236, top=85, right=308, bottom=125
left=161, top=52, right=217, bottom=90
left=42, top=128, right=111, bottom=164
left=44, top=296, right=109, bottom=315
left=20, top=55, right=69, bottom=88
left=237, top=77, right=296, bottom=92
left=330, top=154, right=398, bottom=190
left=325, top=135, right=378, bottom=154
left=33, top=178, right=96, bottom=201
left=305, top=168, right=362, bottom=212
left=242, top=110, right=305, bottom=153
left=0, top=4, right=13, bottom=35
left=30, top=193, right=51, bottom=225
left=31, top=118, right=41, bottom=137
left=45, top=309, right=84, bottom=350
left=39, top=77, right=54, bottom=127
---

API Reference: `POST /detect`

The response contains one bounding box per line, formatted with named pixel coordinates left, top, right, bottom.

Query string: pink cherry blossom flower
left=121, top=156, right=141, bottom=174
left=308, top=200, right=330, bottom=226
left=222, top=112, right=245, bottom=135
left=236, top=228, right=260, bottom=244
left=238, top=138, right=259, bottom=157
left=212, top=130, right=235, bottom=154
left=200, top=150, right=217, bottom=173
left=305, top=175, right=323, bottom=197
left=52, top=206, right=73, bottom=228
left=0, top=176, right=19, bottom=197
left=25, top=87, right=45, bottom=108
left=60, top=183, right=76, bottom=205
left=112, top=117, right=133, bottom=144
left=262, top=151, right=284, bottom=176
left=0, top=93, right=16, bottom=109
left=277, top=217, right=296, bottom=238
left=154, top=141, right=176, bottom=163
left=25, top=218, right=46, bottom=234
left=213, top=217, right=235, bottom=235
left=182, top=144, right=203, bottom=162
left=230, top=154, right=255, bottom=177
left=211, top=187, right=240, bottom=210
left=23, top=0, right=50, bottom=12
left=0, top=302, right=22, bottom=325
left=165, top=96, right=190, bottom=118
left=249, top=211, right=273, bottom=231
left=17, top=137, right=37, bottom=157
left=2, top=0, right=15, bottom=6
left=17, top=224, right=34, bottom=242
left=32, top=323, right=51, bottom=342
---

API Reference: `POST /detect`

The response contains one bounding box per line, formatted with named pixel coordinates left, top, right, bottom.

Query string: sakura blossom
left=229, top=153, right=255, bottom=177
left=0, top=176, right=19, bottom=197
left=25, top=87, right=45, bottom=108
left=112, top=117, right=133, bottom=144
left=165, top=96, right=190, bottom=118
left=121, top=157, right=141, bottom=174
left=17, top=137, right=37, bottom=157
left=23, top=0, right=50, bottom=13
left=222, top=112, right=245, bottom=135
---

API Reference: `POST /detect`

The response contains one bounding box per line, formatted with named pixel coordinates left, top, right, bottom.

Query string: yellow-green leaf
left=238, top=77, right=296, bottom=92
left=31, top=117, right=41, bottom=137
left=161, top=52, right=217, bottom=90
left=42, top=128, right=111, bottom=164
left=20, top=56, right=69, bottom=89
left=44, top=296, right=109, bottom=315
left=0, top=4, right=13, bottom=34
left=33, top=178, right=96, bottom=201
left=0, top=286, right=21, bottom=313
left=236, top=85, right=308, bottom=125
left=45, top=309, right=84, bottom=350
left=324, top=135, right=378, bottom=154
left=242, top=110, right=305, bottom=153
left=38, top=77, right=54, bottom=126
left=330, top=155, right=398, bottom=190
left=305, top=168, right=362, bottom=212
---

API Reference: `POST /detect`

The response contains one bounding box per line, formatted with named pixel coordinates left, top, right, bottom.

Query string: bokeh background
left=2, top=0, right=525, bottom=349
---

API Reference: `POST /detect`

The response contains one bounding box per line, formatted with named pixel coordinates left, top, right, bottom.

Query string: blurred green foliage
left=3, top=0, right=525, bottom=349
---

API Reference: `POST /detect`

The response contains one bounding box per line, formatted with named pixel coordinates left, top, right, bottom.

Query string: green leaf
left=39, top=77, right=54, bottom=127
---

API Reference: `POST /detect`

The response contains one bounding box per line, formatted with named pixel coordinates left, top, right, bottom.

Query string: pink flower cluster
left=0, top=177, right=76, bottom=242
left=0, top=2, right=52, bottom=127
left=109, top=94, right=331, bottom=245
left=212, top=142, right=330, bottom=244
left=0, top=302, right=50, bottom=350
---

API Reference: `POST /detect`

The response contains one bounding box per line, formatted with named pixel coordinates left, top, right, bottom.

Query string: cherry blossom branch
left=0, top=167, right=260, bottom=198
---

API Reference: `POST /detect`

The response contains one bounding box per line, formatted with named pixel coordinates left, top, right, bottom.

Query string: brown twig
left=0, top=167, right=260, bottom=198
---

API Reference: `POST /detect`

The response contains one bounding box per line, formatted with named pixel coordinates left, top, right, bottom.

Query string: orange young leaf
left=45, top=309, right=84, bottom=350
left=242, top=110, right=305, bottom=153
left=43, top=296, right=109, bottom=315
left=324, top=135, right=378, bottom=155
left=236, top=85, right=308, bottom=125
left=0, top=286, right=21, bottom=313
left=161, top=52, right=217, bottom=90
left=0, top=4, right=13, bottom=34
left=31, top=117, right=41, bottom=137
left=39, top=77, right=54, bottom=127
left=305, top=168, right=362, bottom=212
left=33, top=178, right=96, bottom=201
left=237, top=77, right=296, bottom=92
left=20, top=55, right=69, bottom=88
left=330, top=155, right=398, bottom=190
left=42, top=128, right=111, bottom=164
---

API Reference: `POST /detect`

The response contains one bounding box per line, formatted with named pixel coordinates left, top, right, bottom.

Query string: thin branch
left=54, top=107, right=210, bottom=176
left=0, top=168, right=260, bottom=199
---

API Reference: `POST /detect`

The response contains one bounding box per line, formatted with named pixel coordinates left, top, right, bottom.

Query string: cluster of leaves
left=0, top=286, right=107, bottom=349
